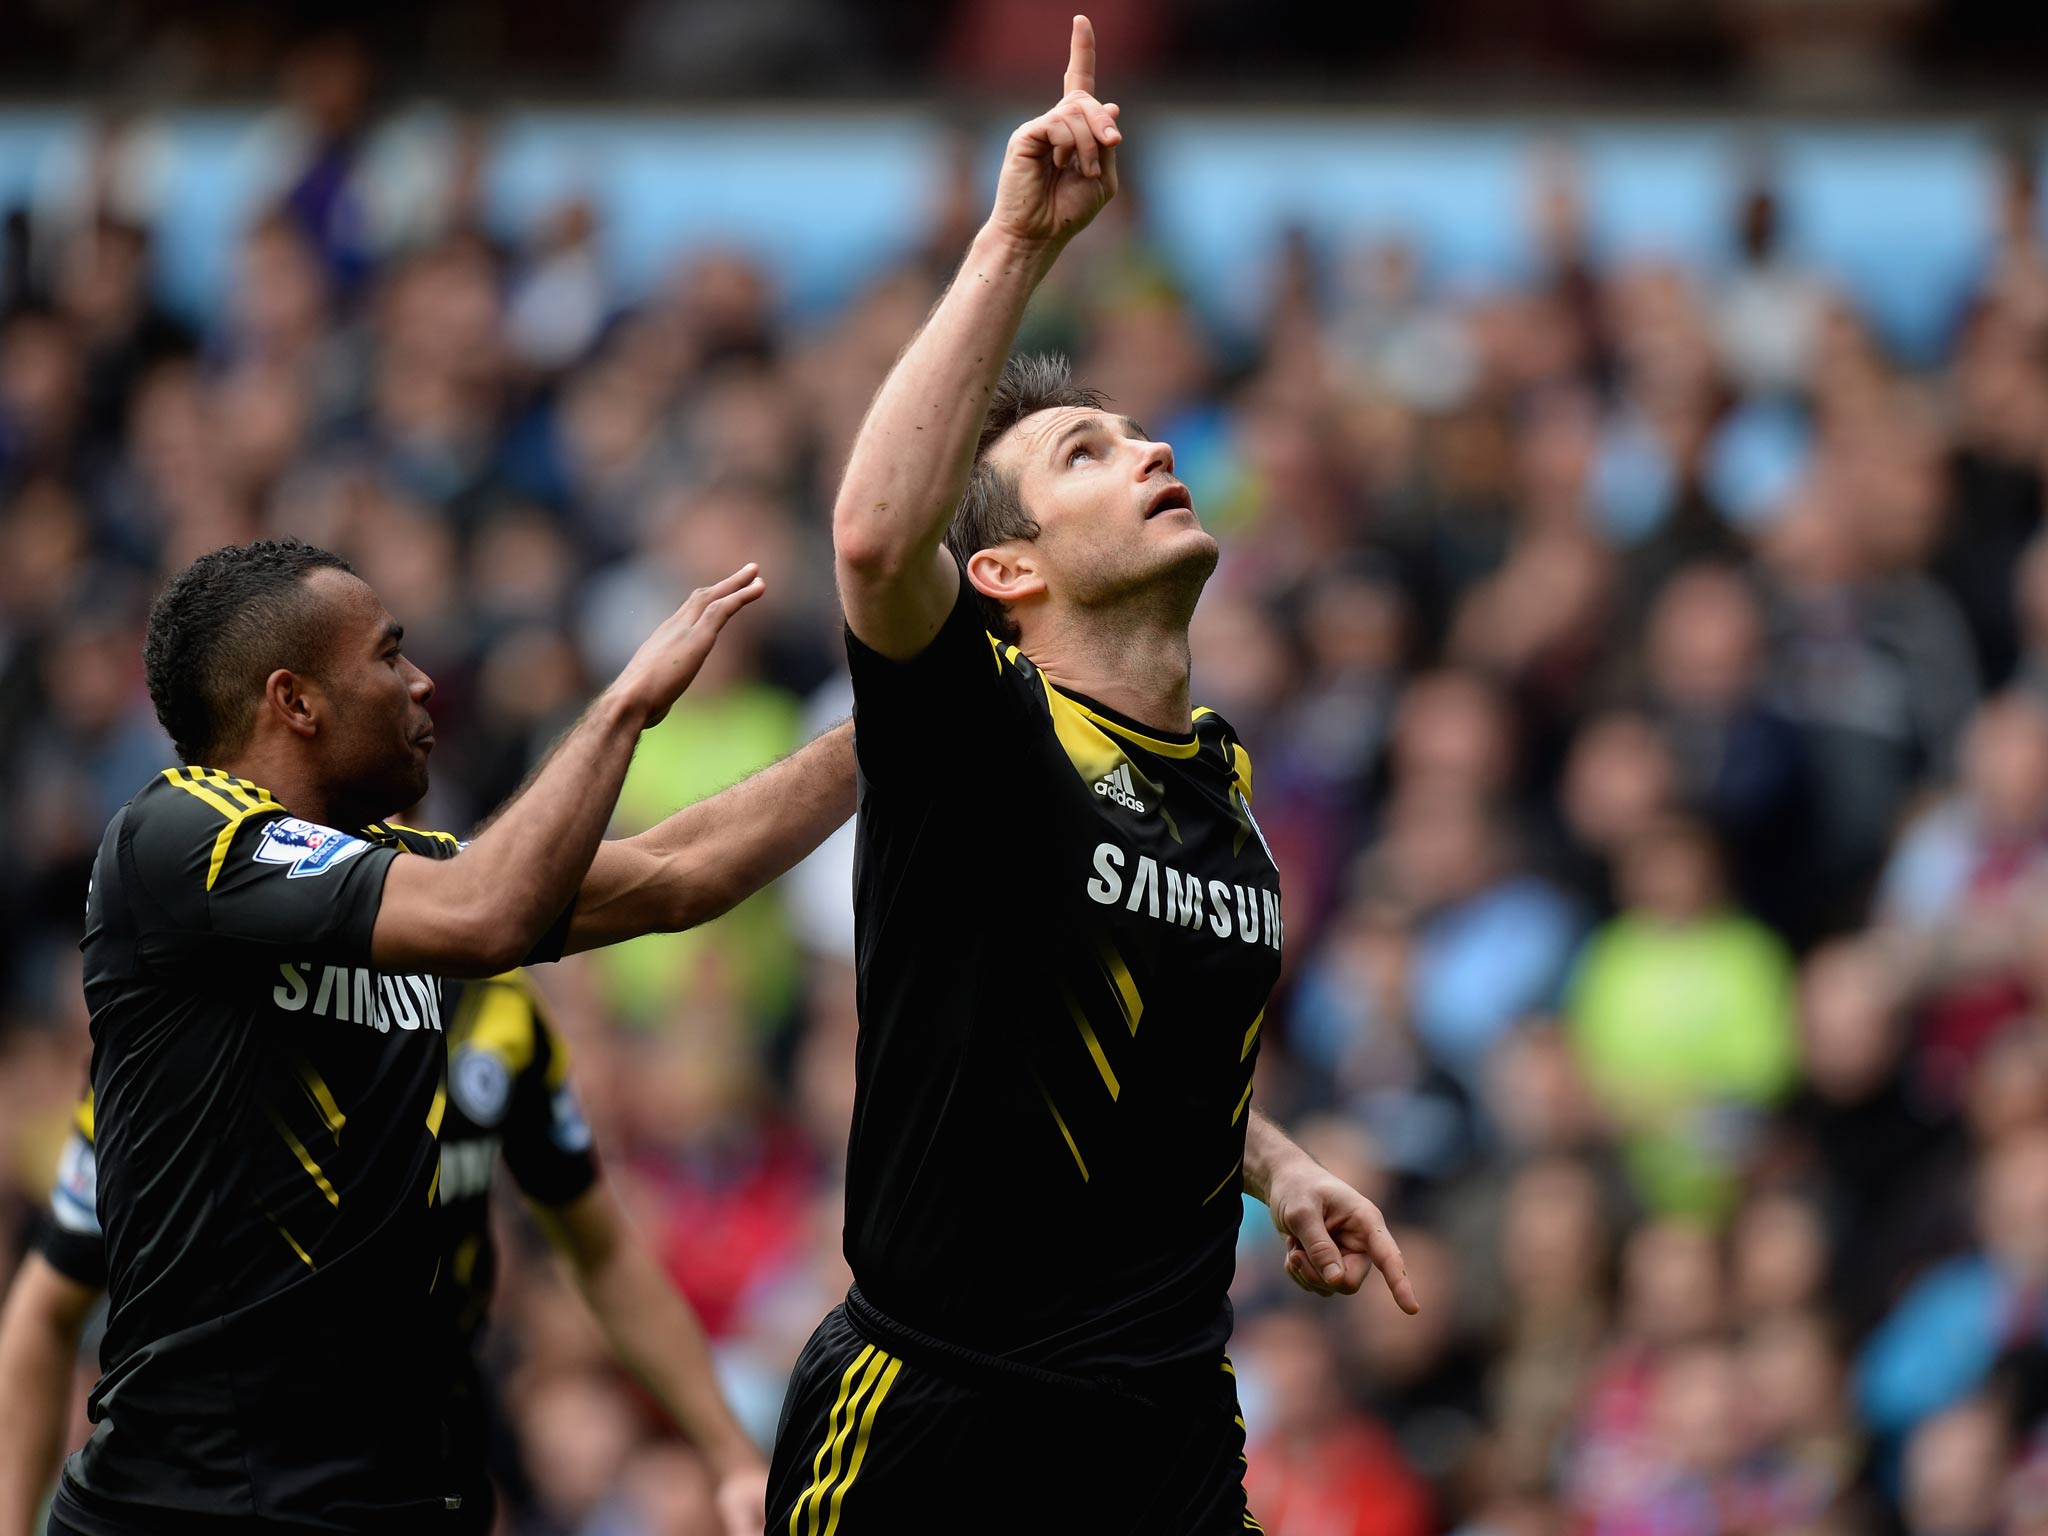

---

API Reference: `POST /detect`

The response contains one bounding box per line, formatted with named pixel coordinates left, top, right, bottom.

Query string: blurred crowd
left=11, top=61, right=2048, bottom=1536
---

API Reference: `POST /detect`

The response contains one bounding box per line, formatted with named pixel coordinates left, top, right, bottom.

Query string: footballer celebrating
left=54, top=538, right=852, bottom=1535
left=767, top=16, right=1417, bottom=1534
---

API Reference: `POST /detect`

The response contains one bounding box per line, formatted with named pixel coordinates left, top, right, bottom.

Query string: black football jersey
left=843, top=582, right=1283, bottom=1377
left=56, top=768, right=565, bottom=1533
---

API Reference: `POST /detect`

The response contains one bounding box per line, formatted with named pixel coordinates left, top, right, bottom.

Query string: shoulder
left=363, top=821, right=464, bottom=861
left=122, top=768, right=288, bottom=893
left=447, top=972, right=547, bottom=1127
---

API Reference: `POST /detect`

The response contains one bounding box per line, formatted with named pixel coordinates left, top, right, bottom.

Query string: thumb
left=1281, top=1199, right=1345, bottom=1286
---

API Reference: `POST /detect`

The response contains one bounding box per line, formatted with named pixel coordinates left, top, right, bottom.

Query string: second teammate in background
left=767, top=15, right=1418, bottom=1534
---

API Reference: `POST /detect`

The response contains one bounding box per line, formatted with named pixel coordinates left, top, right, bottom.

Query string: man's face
left=304, top=569, right=436, bottom=819
left=983, top=407, right=1219, bottom=619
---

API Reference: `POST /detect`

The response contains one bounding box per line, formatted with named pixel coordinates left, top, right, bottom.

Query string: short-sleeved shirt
left=35, top=1089, right=108, bottom=1290
left=38, top=973, right=598, bottom=1532
left=843, top=582, right=1284, bottom=1377
left=55, top=768, right=567, bottom=1534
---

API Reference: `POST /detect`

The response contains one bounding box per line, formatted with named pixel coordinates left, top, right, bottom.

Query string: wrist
left=970, top=221, right=1062, bottom=284
left=593, top=683, right=654, bottom=734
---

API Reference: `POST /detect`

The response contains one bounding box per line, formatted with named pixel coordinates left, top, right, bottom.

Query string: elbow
left=833, top=512, right=910, bottom=582
left=443, top=906, right=528, bottom=978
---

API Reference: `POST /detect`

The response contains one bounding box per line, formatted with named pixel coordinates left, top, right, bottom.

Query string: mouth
left=1144, top=482, right=1196, bottom=520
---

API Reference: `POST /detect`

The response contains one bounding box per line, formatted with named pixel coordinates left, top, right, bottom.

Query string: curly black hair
left=143, top=538, right=355, bottom=764
left=942, top=353, right=1106, bottom=643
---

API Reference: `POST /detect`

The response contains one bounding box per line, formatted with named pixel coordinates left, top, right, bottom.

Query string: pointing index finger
left=1064, top=14, right=1096, bottom=97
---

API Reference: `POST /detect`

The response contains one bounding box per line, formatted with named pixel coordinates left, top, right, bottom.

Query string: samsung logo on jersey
left=1085, top=843, right=1283, bottom=951
left=272, top=963, right=444, bottom=1034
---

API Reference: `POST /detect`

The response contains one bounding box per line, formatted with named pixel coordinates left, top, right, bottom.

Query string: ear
left=965, top=545, right=1046, bottom=611
left=262, top=668, right=320, bottom=742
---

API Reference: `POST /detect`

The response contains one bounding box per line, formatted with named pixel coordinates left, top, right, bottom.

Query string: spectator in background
left=1767, top=939, right=1965, bottom=1334
left=1642, top=562, right=1809, bottom=934
left=1880, top=691, right=2048, bottom=1098
left=1239, top=1306, right=1434, bottom=1536
left=1357, top=783, right=1582, bottom=1088
left=1859, top=1126, right=2048, bottom=1450
left=1569, top=816, right=1797, bottom=1215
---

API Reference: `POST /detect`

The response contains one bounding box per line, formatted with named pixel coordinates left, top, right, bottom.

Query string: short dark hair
left=943, top=353, right=1105, bottom=641
left=144, top=538, right=355, bottom=764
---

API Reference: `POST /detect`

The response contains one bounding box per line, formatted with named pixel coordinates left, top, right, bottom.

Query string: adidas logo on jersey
left=1093, top=761, right=1147, bottom=812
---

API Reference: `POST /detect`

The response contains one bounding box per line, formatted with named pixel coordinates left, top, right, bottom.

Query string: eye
left=1067, top=446, right=1092, bottom=467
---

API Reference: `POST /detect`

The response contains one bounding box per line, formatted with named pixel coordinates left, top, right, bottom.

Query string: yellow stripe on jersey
left=1097, top=940, right=1144, bottom=1035
left=270, top=1218, right=315, bottom=1269
left=267, top=1109, right=340, bottom=1206
left=1050, top=682, right=1202, bottom=760
left=1202, top=1157, right=1242, bottom=1206
left=1037, top=1080, right=1089, bottom=1183
left=383, top=821, right=460, bottom=848
left=1241, top=1008, right=1265, bottom=1062
left=162, top=768, right=282, bottom=890
left=1066, top=995, right=1121, bottom=1101
left=1220, top=1357, right=1236, bottom=1377
left=1231, top=1079, right=1254, bottom=1126
left=75, top=1090, right=94, bottom=1141
left=426, top=1081, right=447, bottom=1139
left=1230, top=743, right=1254, bottom=801
left=820, top=1354, right=902, bottom=1536
left=296, top=1062, right=346, bottom=1140
left=791, top=1345, right=880, bottom=1536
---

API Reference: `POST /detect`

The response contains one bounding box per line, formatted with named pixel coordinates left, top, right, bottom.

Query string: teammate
left=765, top=16, right=1417, bottom=1534
left=55, top=537, right=854, bottom=1534
left=0, top=975, right=764, bottom=1536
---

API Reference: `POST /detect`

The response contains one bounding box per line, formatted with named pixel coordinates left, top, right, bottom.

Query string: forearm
left=834, top=224, right=1054, bottom=576
left=1242, top=1107, right=1311, bottom=1206
left=375, top=691, right=647, bottom=972
left=551, top=1204, right=760, bottom=1476
left=0, top=1261, right=93, bottom=1536
left=565, top=721, right=856, bottom=952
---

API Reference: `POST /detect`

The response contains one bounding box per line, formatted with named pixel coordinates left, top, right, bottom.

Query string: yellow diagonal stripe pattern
left=1099, top=941, right=1144, bottom=1035
left=1241, top=1008, right=1265, bottom=1062
left=296, top=1063, right=346, bottom=1140
left=1066, top=996, right=1120, bottom=1101
left=267, top=1109, right=339, bottom=1207
left=1038, top=1081, right=1089, bottom=1183
left=1202, top=1157, right=1242, bottom=1206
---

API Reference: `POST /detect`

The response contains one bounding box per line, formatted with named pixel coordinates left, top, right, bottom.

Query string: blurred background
left=9, top=2, right=2048, bottom=1533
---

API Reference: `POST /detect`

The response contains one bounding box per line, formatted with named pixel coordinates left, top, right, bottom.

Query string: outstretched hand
left=990, top=14, right=1123, bottom=251
left=610, top=563, right=766, bottom=729
left=1266, top=1162, right=1421, bottom=1313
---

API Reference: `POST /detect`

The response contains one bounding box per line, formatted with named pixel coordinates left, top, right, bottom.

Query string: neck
left=211, top=744, right=348, bottom=829
left=1022, top=599, right=1195, bottom=736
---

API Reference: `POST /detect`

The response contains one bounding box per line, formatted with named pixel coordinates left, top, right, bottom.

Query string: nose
left=1140, top=438, right=1175, bottom=478
left=404, top=658, right=435, bottom=706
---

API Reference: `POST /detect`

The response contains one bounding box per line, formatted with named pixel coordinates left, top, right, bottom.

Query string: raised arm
left=834, top=15, right=1122, bottom=659
left=372, top=565, right=764, bottom=976
left=561, top=720, right=857, bottom=955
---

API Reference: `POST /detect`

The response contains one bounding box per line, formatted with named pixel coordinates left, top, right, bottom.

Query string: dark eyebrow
left=1049, top=414, right=1147, bottom=464
left=380, top=622, right=404, bottom=651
